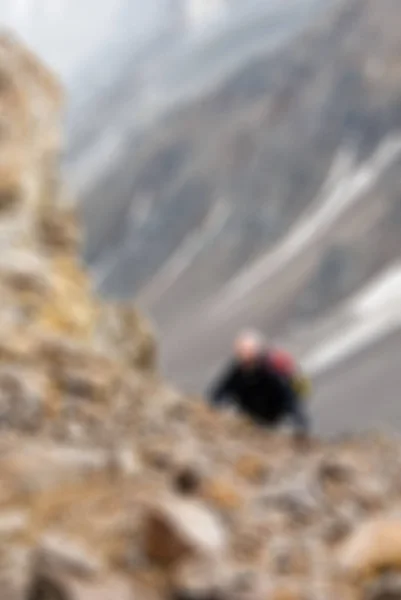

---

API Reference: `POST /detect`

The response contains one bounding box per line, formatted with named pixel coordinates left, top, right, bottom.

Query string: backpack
left=267, top=348, right=311, bottom=399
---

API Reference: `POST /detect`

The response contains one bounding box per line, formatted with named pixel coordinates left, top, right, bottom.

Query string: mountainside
left=66, top=0, right=325, bottom=197
left=6, top=33, right=401, bottom=600
left=77, top=0, right=401, bottom=391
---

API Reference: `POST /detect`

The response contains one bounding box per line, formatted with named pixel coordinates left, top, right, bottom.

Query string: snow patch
left=303, top=262, right=401, bottom=375
left=303, top=312, right=399, bottom=375
left=351, top=263, right=401, bottom=317
left=210, top=136, right=401, bottom=323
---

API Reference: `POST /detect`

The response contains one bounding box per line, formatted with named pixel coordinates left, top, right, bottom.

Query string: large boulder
left=143, top=495, right=227, bottom=568
left=338, top=517, right=401, bottom=581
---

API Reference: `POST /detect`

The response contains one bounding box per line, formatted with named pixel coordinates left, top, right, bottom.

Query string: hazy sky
left=0, top=0, right=311, bottom=86
left=0, top=0, right=169, bottom=83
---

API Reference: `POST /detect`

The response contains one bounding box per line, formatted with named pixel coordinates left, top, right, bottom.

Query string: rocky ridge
left=2, top=30, right=401, bottom=600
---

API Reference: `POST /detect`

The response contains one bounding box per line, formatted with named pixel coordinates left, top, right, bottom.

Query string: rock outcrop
left=3, top=28, right=401, bottom=600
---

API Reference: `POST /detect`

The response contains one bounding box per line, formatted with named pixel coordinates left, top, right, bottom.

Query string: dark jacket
left=208, top=357, right=309, bottom=432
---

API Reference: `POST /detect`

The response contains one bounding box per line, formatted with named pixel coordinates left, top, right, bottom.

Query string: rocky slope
left=3, top=29, right=401, bottom=600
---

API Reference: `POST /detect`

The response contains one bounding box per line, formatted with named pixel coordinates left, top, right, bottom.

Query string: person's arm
left=207, top=362, right=237, bottom=407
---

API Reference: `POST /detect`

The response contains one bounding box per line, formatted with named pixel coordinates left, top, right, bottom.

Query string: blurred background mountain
left=2, top=0, right=401, bottom=393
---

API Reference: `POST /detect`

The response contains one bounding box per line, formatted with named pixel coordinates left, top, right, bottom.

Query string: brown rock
left=143, top=496, right=227, bottom=568
left=37, top=204, right=80, bottom=253
left=338, top=517, right=401, bottom=581
left=0, top=367, right=45, bottom=432
left=0, top=251, right=49, bottom=295
left=0, top=543, right=32, bottom=600
left=267, top=581, right=307, bottom=600
left=315, top=454, right=362, bottom=506
left=317, top=456, right=356, bottom=485
left=235, top=454, right=269, bottom=484
left=108, top=446, right=141, bottom=478
left=0, top=510, right=28, bottom=537
left=34, top=533, right=104, bottom=578
left=0, top=330, right=38, bottom=364
left=230, top=528, right=265, bottom=564
left=170, top=557, right=230, bottom=600
left=94, top=304, right=156, bottom=372
left=4, top=443, right=110, bottom=494
left=224, top=569, right=269, bottom=600
left=364, top=574, right=401, bottom=600
left=142, top=442, right=175, bottom=471
left=54, top=364, right=118, bottom=403
left=202, top=479, right=243, bottom=511
left=353, top=477, right=388, bottom=513
left=269, top=537, right=311, bottom=576
left=306, top=582, right=360, bottom=600
left=34, top=258, right=98, bottom=340
left=28, top=572, right=135, bottom=600
left=260, top=481, right=319, bottom=527
left=39, top=337, right=120, bottom=402
left=28, top=574, right=70, bottom=600
left=173, top=466, right=203, bottom=495
left=320, top=515, right=354, bottom=547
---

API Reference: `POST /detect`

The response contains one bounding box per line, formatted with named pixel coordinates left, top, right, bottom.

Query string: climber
left=207, top=330, right=310, bottom=437
left=266, top=346, right=312, bottom=404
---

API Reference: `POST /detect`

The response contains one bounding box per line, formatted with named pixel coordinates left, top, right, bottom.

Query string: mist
left=0, top=0, right=171, bottom=84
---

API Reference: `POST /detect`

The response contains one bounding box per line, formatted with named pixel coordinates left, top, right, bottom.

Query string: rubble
left=2, top=27, right=401, bottom=600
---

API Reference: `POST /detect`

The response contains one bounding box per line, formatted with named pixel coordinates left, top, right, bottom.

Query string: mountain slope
left=76, top=0, right=401, bottom=391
